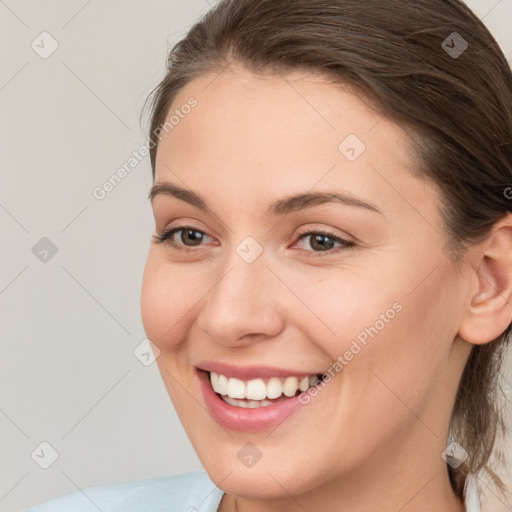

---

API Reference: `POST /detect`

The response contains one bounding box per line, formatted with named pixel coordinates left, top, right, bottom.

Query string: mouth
left=207, top=370, right=324, bottom=408
left=195, top=363, right=330, bottom=431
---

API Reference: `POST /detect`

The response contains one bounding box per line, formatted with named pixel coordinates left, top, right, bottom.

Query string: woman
left=24, top=0, right=512, bottom=510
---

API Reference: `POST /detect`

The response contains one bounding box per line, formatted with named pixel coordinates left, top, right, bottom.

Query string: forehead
left=166, top=65, right=390, bottom=148
left=160, top=66, right=405, bottom=158
left=153, top=65, right=437, bottom=223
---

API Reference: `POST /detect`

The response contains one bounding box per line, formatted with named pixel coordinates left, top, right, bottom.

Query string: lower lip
left=197, top=370, right=316, bottom=432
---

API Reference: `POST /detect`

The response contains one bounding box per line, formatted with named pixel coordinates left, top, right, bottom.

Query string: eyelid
left=153, top=225, right=215, bottom=250
left=294, top=225, right=355, bottom=244
left=292, top=227, right=356, bottom=256
left=153, top=223, right=356, bottom=257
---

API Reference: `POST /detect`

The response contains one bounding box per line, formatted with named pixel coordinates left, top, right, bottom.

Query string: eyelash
left=152, top=225, right=356, bottom=257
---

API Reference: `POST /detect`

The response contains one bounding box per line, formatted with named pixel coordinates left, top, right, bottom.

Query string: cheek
left=285, top=266, right=401, bottom=361
left=140, top=254, right=191, bottom=350
left=300, top=262, right=456, bottom=414
left=335, top=265, right=460, bottom=431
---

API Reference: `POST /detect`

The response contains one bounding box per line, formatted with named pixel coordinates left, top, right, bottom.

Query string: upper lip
left=195, top=361, right=321, bottom=381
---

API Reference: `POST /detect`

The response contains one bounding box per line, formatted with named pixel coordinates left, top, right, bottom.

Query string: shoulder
left=22, top=470, right=224, bottom=512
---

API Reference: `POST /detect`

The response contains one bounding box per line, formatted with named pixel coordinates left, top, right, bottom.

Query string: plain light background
left=1, top=1, right=511, bottom=511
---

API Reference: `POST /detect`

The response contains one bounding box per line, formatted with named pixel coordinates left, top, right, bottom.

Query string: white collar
left=464, top=473, right=481, bottom=512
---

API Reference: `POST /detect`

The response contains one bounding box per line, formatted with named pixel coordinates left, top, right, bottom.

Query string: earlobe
left=458, top=215, right=512, bottom=345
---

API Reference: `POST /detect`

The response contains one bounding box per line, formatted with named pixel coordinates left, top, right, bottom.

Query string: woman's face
left=140, top=66, right=471, bottom=502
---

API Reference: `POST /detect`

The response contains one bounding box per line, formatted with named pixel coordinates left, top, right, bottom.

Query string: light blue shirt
left=22, top=469, right=481, bottom=511
left=23, top=471, right=224, bottom=512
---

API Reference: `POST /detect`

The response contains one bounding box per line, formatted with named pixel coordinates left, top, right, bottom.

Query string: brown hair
left=143, top=0, right=512, bottom=501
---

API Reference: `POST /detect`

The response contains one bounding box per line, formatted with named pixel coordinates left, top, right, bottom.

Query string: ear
left=458, top=214, right=512, bottom=345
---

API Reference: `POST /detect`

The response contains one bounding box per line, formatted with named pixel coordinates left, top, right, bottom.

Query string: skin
left=140, top=63, right=512, bottom=512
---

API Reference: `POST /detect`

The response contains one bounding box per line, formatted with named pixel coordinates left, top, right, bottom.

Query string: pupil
left=183, top=229, right=203, bottom=245
left=311, top=234, right=333, bottom=251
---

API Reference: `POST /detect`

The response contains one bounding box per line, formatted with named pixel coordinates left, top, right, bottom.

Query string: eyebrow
left=148, top=182, right=383, bottom=216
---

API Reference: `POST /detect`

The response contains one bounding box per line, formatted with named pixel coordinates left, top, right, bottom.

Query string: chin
left=201, top=453, right=330, bottom=500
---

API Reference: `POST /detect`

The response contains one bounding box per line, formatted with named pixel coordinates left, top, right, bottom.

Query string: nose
left=196, top=254, right=286, bottom=347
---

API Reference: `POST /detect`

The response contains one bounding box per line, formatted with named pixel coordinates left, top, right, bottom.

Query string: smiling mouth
left=206, top=371, right=324, bottom=408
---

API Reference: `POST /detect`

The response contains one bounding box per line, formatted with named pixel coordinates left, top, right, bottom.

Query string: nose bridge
left=196, top=243, right=284, bottom=344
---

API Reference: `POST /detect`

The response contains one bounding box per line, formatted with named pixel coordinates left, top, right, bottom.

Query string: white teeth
left=246, top=378, right=267, bottom=400
left=227, top=377, right=245, bottom=399
left=246, top=400, right=263, bottom=408
left=266, top=377, right=282, bottom=399
left=282, top=376, right=299, bottom=397
left=222, top=395, right=272, bottom=407
left=210, top=371, right=219, bottom=391
left=209, top=371, right=322, bottom=401
left=218, top=374, right=228, bottom=395
left=299, top=376, right=310, bottom=391
left=222, top=396, right=240, bottom=407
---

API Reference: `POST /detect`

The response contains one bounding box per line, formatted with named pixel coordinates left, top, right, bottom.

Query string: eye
left=152, top=226, right=214, bottom=252
left=293, top=228, right=356, bottom=256
left=152, top=225, right=356, bottom=257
